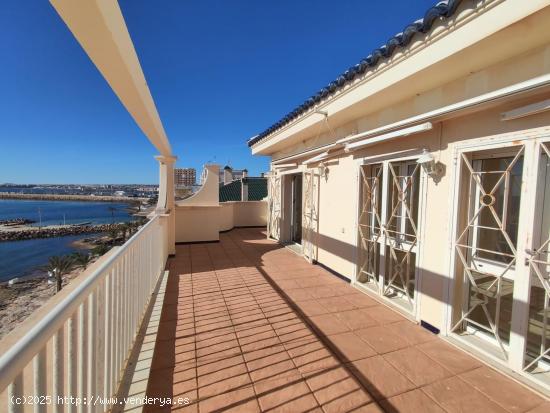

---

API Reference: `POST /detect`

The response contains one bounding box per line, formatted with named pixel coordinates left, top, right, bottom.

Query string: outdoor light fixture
left=417, top=149, right=443, bottom=178
left=318, top=162, right=329, bottom=179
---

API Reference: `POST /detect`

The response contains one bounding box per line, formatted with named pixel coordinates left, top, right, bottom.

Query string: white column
left=155, top=155, right=177, bottom=255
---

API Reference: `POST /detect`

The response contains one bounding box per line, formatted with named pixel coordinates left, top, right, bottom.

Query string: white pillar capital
left=155, top=154, right=177, bottom=165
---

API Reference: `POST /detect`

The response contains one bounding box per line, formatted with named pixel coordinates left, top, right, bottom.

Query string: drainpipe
left=155, top=154, right=177, bottom=255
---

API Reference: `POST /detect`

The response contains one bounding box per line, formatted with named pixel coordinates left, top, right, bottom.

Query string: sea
left=0, top=199, right=134, bottom=281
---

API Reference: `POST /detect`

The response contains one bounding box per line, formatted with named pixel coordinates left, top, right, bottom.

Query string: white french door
left=450, top=134, right=550, bottom=387
left=357, top=157, right=425, bottom=315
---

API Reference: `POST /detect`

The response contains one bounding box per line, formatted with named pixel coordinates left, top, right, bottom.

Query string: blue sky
left=0, top=0, right=436, bottom=184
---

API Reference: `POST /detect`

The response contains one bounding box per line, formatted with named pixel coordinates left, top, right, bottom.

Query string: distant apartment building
left=174, top=167, right=196, bottom=187
left=219, top=165, right=248, bottom=184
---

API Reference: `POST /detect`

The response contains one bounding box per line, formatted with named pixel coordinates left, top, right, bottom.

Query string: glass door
left=451, top=137, right=550, bottom=388
left=357, top=158, right=424, bottom=314
left=291, top=174, right=303, bottom=244
left=525, top=142, right=550, bottom=376
left=451, top=147, right=524, bottom=355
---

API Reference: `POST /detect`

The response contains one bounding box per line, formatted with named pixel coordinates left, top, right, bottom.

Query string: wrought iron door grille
left=268, top=174, right=282, bottom=239
left=358, top=165, right=383, bottom=289
left=452, top=148, right=524, bottom=358
left=383, top=162, right=420, bottom=305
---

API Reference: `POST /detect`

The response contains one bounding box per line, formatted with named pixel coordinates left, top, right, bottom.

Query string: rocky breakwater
left=0, top=222, right=134, bottom=242
left=0, top=193, right=148, bottom=203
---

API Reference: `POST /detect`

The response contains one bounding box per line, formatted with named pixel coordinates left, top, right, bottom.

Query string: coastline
left=0, top=192, right=148, bottom=203
left=0, top=256, right=100, bottom=339
left=0, top=222, right=139, bottom=242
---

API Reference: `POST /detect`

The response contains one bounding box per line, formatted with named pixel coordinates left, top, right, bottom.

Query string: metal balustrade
left=0, top=214, right=168, bottom=413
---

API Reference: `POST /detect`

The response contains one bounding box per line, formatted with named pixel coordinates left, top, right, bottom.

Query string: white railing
left=0, top=214, right=168, bottom=413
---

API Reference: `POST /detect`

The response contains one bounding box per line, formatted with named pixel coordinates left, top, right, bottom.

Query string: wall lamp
left=417, top=149, right=444, bottom=178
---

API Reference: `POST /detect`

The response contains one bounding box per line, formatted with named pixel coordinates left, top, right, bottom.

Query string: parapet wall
left=175, top=201, right=267, bottom=243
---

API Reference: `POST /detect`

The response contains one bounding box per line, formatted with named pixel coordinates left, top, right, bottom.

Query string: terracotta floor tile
left=354, top=325, right=409, bottom=354
left=459, top=366, right=545, bottom=412
left=527, top=401, right=550, bottom=412
left=317, top=296, right=357, bottom=313
left=383, top=347, right=453, bottom=386
left=416, top=339, right=481, bottom=375
left=198, top=385, right=260, bottom=413
left=423, top=376, right=504, bottom=413
left=285, top=288, right=316, bottom=301
left=294, top=299, right=330, bottom=316
left=146, top=229, right=544, bottom=413
left=348, top=356, right=415, bottom=400
left=309, top=313, right=351, bottom=336
left=333, top=309, right=379, bottom=331
left=294, top=276, right=326, bottom=288
left=304, top=366, right=374, bottom=413
left=327, top=332, right=377, bottom=362
left=254, top=370, right=320, bottom=412
left=379, top=389, right=445, bottom=413
left=285, top=338, right=341, bottom=374
left=275, top=279, right=302, bottom=290
left=197, top=358, right=251, bottom=398
left=365, top=306, right=403, bottom=325
left=342, top=293, right=380, bottom=309
left=308, top=286, right=342, bottom=299
left=386, top=320, right=438, bottom=345
left=248, top=358, right=298, bottom=382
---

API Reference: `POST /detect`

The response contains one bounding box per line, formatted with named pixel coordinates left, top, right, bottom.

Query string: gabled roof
left=248, top=0, right=478, bottom=148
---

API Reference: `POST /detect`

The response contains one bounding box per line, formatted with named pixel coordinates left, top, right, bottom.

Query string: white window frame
left=444, top=126, right=550, bottom=392
left=355, top=152, right=428, bottom=320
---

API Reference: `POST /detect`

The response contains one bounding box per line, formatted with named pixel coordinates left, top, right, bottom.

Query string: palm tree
left=71, top=252, right=92, bottom=269
left=108, top=227, right=119, bottom=245
left=43, top=255, right=74, bottom=292
left=108, top=206, right=117, bottom=224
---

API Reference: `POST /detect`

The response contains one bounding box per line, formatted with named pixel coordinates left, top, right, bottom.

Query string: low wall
left=175, top=201, right=267, bottom=243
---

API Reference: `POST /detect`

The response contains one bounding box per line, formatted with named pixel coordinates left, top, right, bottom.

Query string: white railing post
left=33, top=347, right=47, bottom=413
left=0, top=215, right=168, bottom=411
left=8, top=374, right=23, bottom=413
left=53, top=327, right=64, bottom=413
left=67, top=314, right=77, bottom=413
left=77, top=302, right=87, bottom=413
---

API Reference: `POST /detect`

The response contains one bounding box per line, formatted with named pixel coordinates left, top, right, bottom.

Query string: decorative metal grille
left=267, top=173, right=282, bottom=239
left=383, top=162, right=420, bottom=305
left=358, top=165, right=383, bottom=290
left=302, top=170, right=319, bottom=262
left=452, top=148, right=524, bottom=357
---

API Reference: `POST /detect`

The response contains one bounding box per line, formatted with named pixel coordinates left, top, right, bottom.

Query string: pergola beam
left=49, top=0, right=172, bottom=156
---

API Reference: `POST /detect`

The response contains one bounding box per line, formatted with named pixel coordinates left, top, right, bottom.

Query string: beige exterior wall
left=254, top=5, right=550, bottom=391
left=175, top=202, right=267, bottom=243
left=268, top=93, right=550, bottom=330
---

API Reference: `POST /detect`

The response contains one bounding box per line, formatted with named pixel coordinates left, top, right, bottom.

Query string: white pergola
left=50, top=0, right=177, bottom=252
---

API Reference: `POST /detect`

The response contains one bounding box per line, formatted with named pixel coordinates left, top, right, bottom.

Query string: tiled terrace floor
left=146, top=228, right=548, bottom=413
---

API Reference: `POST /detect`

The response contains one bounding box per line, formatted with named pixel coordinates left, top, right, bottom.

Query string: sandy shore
left=0, top=261, right=98, bottom=339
